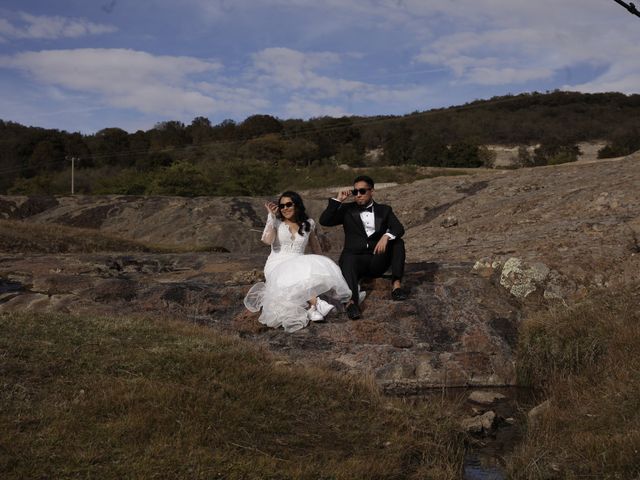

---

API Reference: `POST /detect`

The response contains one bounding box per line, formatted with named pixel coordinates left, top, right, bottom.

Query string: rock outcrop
left=1, top=153, right=639, bottom=390
left=0, top=252, right=521, bottom=393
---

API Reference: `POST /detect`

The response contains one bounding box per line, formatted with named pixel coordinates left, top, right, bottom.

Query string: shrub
left=135, top=152, right=173, bottom=172
left=93, top=168, right=151, bottom=195
left=213, top=160, right=278, bottom=196
left=445, top=141, right=484, bottom=168
left=148, top=161, right=211, bottom=196
left=515, top=145, right=535, bottom=168
left=597, top=130, right=640, bottom=158
left=533, top=141, right=580, bottom=166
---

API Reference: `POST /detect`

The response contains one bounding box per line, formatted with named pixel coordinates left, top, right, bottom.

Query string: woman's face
left=278, top=196, right=296, bottom=220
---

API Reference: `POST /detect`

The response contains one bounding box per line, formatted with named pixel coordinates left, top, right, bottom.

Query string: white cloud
left=195, top=81, right=271, bottom=116
left=251, top=47, right=382, bottom=102
left=0, top=18, right=20, bottom=39
left=414, top=14, right=640, bottom=88
left=139, top=1, right=640, bottom=97
left=4, top=1, right=639, bottom=131
left=0, top=49, right=221, bottom=116
left=248, top=46, right=431, bottom=115
left=352, top=84, right=431, bottom=105
left=0, top=12, right=117, bottom=40
left=284, top=95, right=349, bottom=119
left=251, top=47, right=346, bottom=92
left=180, top=0, right=640, bottom=94
left=181, top=1, right=617, bottom=35
left=568, top=62, right=640, bottom=95
left=153, top=0, right=235, bottom=20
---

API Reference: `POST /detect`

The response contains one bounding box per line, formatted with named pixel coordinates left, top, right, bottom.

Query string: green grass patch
left=0, top=312, right=464, bottom=479
left=508, top=286, right=640, bottom=479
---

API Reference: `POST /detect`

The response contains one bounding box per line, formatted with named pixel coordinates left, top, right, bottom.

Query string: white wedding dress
left=244, top=214, right=351, bottom=333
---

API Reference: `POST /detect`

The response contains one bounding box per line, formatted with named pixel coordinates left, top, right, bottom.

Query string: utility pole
left=69, top=156, right=76, bottom=195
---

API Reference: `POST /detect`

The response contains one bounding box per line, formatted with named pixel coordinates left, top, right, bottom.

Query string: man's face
left=353, top=181, right=373, bottom=206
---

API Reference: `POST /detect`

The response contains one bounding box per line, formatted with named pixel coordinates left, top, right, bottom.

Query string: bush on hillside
left=446, top=141, right=484, bottom=168
left=514, top=145, right=535, bottom=168
left=533, top=140, right=580, bottom=166
left=135, top=152, right=173, bottom=172
left=147, top=161, right=212, bottom=196
left=597, top=129, right=640, bottom=158
left=8, top=174, right=59, bottom=195
left=213, top=160, right=277, bottom=196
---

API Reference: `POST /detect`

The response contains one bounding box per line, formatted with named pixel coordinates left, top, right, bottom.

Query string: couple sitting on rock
left=244, top=175, right=407, bottom=333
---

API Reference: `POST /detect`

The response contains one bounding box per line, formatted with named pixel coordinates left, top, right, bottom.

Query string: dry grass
left=0, top=219, right=152, bottom=254
left=0, top=312, right=464, bottom=479
left=0, top=220, right=227, bottom=254
left=508, top=286, right=640, bottom=479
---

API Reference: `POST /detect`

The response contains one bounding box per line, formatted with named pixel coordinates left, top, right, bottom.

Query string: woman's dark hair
left=277, top=191, right=311, bottom=235
left=353, top=175, right=374, bottom=189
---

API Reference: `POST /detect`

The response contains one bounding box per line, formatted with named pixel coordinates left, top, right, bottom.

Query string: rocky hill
left=1, top=153, right=638, bottom=392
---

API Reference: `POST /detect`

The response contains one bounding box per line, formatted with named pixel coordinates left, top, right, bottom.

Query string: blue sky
left=1, top=0, right=639, bottom=134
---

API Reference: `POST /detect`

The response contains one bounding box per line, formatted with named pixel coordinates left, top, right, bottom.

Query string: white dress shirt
left=360, top=202, right=396, bottom=240
left=331, top=198, right=396, bottom=240
left=360, top=203, right=375, bottom=237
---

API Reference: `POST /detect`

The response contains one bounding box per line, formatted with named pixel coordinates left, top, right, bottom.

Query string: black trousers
left=339, top=239, right=406, bottom=305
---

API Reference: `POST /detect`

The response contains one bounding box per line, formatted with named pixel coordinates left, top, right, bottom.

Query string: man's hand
left=337, top=189, right=352, bottom=202
left=374, top=235, right=389, bottom=254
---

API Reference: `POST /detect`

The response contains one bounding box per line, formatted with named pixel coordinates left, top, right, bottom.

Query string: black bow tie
left=359, top=205, right=373, bottom=213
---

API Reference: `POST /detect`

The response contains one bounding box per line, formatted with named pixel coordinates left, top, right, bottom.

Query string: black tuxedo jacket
left=319, top=199, right=404, bottom=254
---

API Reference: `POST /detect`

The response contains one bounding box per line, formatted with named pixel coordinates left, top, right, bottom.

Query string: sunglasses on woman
left=279, top=202, right=294, bottom=209
left=351, top=188, right=371, bottom=196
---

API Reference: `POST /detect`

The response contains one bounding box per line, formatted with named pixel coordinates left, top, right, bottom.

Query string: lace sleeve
left=307, top=219, right=322, bottom=254
left=261, top=213, right=278, bottom=245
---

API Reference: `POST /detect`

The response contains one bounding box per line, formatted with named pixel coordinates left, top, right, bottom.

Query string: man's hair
left=353, top=175, right=374, bottom=189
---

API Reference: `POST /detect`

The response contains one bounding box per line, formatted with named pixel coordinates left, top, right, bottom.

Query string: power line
left=0, top=91, right=613, bottom=177
left=612, top=0, right=640, bottom=18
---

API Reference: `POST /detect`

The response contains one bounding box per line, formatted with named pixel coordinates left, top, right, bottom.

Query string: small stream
left=0, top=279, right=24, bottom=295
left=410, top=387, right=537, bottom=480
left=463, top=418, right=520, bottom=480
left=464, top=387, right=537, bottom=480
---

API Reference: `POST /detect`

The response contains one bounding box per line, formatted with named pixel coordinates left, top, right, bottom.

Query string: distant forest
left=1, top=90, right=639, bottom=196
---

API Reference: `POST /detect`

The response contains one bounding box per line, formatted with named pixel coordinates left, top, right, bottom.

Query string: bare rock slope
left=1, top=153, right=638, bottom=391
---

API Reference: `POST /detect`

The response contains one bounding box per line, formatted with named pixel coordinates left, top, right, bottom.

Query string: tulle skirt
left=244, top=253, right=351, bottom=333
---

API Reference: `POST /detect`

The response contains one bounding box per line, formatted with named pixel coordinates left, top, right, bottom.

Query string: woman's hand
left=261, top=202, right=278, bottom=245
left=264, top=201, right=278, bottom=216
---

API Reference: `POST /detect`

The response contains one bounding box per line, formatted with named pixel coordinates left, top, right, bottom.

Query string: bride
left=244, top=191, right=351, bottom=333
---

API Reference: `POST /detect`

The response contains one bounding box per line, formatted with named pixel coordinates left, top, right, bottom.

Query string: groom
left=319, top=175, right=407, bottom=320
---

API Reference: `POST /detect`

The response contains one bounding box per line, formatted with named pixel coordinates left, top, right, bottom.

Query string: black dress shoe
left=391, top=288, right=408, bottom=301
left=346, top=303, right=361, bottom=320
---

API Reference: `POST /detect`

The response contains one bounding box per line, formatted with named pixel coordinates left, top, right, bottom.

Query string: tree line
left=1, top=90, right=639, bottom=196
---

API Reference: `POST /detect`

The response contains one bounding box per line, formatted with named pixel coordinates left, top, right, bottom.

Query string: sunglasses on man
left=351, top=188, right=371, bottom=196
left=278, top=202, right=294, bottom=209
